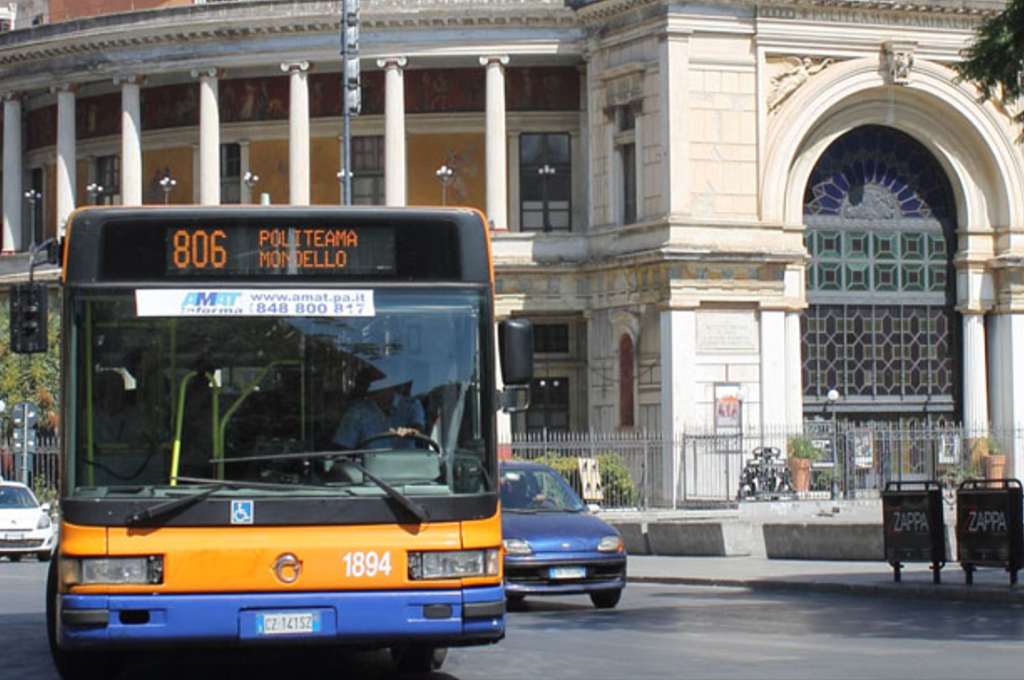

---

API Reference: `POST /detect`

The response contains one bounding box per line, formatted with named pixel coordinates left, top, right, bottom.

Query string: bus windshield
left=68, top=287, right=494, bottom=500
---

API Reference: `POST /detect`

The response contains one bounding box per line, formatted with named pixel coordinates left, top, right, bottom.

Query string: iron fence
left=504, top=425, right=1024, bottom=509
left=7, top=426, right=1021, bottom=509
left=1, top=434, right=59, bottom=500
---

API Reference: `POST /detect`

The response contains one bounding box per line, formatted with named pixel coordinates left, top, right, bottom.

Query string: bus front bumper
left=57, top=585, right=505, bottom=649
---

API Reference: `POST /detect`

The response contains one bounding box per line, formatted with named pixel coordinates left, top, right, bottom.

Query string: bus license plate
left=550, top=566, right=586, bottom=580
left=256, top=611, right=321, bottom=636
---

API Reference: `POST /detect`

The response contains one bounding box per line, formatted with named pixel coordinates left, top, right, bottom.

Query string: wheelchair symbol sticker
left=231, top=500, right=254, bottom=525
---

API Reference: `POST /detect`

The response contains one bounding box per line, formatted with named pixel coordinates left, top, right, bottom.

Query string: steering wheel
left=355, top=430, right=442, bottom=454
left=532, top=495, right=558, bottom=509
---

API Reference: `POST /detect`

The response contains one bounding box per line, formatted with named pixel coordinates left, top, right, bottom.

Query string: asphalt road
left=4, top=559, right=1024, bottom=680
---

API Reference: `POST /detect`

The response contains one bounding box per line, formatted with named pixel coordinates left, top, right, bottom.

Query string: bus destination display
left=166, top=225, right=396, bottom=276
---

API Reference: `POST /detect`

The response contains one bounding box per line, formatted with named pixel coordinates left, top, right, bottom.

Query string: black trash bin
left=956, top=479, right=1024, bottom=585
left=881, top=481, right=946, bottom=583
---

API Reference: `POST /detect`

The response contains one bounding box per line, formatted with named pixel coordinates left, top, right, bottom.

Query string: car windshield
left=0, top=486, right=37, bottom=509
left=67, top=287, right=495, bottom=500
left=500, top=467, right=586, bottom=512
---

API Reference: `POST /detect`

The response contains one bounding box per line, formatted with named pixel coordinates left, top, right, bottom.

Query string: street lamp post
left=23, top=189, right=41, bottom=247
left=435, top=164, right=454, bottom=206
left=86, top=183, right=104, bottom=205
left=159, top=175, right=177, bottom=205
left=827, top=388, right=842, bottom=498
left=537, top=164, right=556, bottom=232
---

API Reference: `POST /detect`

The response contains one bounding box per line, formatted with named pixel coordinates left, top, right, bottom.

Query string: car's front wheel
left=38, top=550, right=52, bottom=562
left=589, top=589, right=622, bottom=609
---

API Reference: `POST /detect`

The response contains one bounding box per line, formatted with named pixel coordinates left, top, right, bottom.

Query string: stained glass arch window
left=802, top=125, right=960, bottom=420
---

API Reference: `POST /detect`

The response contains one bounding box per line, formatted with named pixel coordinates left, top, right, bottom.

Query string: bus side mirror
left=498, top=318, right=533, bottom=387
left=10, top=282, right=48, bottom=354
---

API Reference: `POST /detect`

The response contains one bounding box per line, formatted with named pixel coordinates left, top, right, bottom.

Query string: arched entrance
left=802, top=125, right=960, bottom=424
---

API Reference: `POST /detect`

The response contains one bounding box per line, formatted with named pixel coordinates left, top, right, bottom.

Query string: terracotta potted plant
left=787, top=436, right=821, bottom=493
left=982, top=436, right=1006, bottom=480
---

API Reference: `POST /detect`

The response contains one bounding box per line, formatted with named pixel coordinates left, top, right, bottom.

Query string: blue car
left=500, top=461, right=627, bottom=609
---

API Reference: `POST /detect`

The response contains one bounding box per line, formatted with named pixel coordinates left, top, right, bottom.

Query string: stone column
left=660, top=308, right=698, bottom=506
left=480, top=55, right=509, bottom=229
left=760, top=310, right=788, bottom=429
left=54, top=84, right=76, bottom=238
left=2, top=94, right=23, bottom=252
left=117, top=75, right=143, bottom=206
left=963, top=313, right=990, bottom=436
left=282, top=61, right=311, bottom=206
left=377, top=57, right=407, bottom=206
left=192, top=67, right=221, bottom=205
left=785, top=311, right=804, bottom=429
left=658, top=29, right=692, bottom=216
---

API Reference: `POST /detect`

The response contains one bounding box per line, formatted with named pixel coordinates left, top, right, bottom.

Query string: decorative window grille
left=802, top=125, right=960, bottom=420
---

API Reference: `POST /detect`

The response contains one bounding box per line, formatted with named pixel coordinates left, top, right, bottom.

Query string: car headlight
left=61, top=556, right=164, bottom=586
left=408, top=549, right=500, bottom=580
left=597, top=535, right=623, bottom=553
left=502, top=538, right=533, bottom=555
left=36, top=514, right=52, bottom=530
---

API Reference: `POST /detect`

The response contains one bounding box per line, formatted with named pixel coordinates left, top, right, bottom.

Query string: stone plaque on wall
left=696, top=311, right=759, bottom=353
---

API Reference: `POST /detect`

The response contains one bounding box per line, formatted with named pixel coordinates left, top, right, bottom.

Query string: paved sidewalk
left=626, top=554, right=1024, bottom=605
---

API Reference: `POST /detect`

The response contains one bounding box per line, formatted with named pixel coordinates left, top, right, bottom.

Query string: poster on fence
left=850, top=430, right=874, bottom=469
left=938, top=435, right=961, bottom=465
left=714, top=384, right=742, bottom=430
left=577, top=457, right=604, bottom=502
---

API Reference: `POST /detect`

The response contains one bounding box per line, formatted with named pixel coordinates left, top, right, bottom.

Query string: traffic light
left=342, top=0, right=360, bottom=116
left=345, top=58, right=361, bottom=115
left=11, top=401, right=39, bottom=459
left=10, top=282, right=48, bottom=354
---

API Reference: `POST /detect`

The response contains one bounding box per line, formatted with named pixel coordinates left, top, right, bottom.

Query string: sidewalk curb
left=627, top=574, right=1024, bottom=606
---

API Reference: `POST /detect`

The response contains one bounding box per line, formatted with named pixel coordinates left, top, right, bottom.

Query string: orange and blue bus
left=13, top=206, right=532, bottom=679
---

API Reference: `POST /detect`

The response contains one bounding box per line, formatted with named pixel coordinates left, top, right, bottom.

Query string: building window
left=533, top=323, right=570, bottom=354
left=614, top=105, right=637, bottom=225
left=352, top=136, right=384, bottom=205
left=520, top=133, right=571, bottom=231
left=221, top=143, right=241, bottom=204
left=96, top=155, right=120, bottom=205
left=526, top=377, right=570, bottom=432
left=619, top=334, right=635, bottom=429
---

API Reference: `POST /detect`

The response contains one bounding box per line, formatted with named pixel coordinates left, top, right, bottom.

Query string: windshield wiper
left=214, top=450, right=430, bottom=524
left=126, top=477, right=346, bottom=527
left=126, top=482, right=229, bottom=526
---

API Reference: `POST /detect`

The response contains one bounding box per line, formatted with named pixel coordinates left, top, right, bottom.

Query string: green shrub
left=523, top=452, right=637, bottom=507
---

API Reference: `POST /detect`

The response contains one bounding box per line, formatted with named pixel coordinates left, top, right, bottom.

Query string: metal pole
left=341, top=0, right=353, bottom=205
left=19, top=404, right=28, bottom=486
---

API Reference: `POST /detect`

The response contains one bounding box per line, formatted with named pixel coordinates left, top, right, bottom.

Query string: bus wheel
left=47, top=559, right=123, bottom=680
left=391, top=645, right=448, bottom=673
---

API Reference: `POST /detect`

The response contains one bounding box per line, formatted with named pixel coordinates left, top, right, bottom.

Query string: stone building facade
left=0, top=0, right=1022, bottom=476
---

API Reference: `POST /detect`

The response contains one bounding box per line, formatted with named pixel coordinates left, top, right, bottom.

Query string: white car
left=0, top=480, right=57, bottom=562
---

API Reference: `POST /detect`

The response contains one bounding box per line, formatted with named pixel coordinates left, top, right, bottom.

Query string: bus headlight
left=597, top=535, right=623, bottom=553
left=61, top=556, right=164, bottom=586
left=408, top=549, right=499, bottom=580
